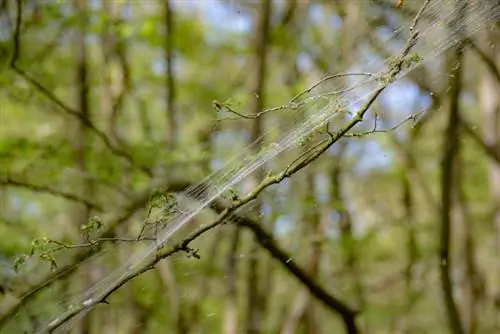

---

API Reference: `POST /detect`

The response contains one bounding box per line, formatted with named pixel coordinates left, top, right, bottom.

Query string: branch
left=466, top=38, right=500, bottom=85
left=40, top=199, right=359, bottom=334
left=214, top=72, right=376, bottom=121
left=345, top=110, right=424, bottom=138
left=460, top=118, right=500, bottom=164
left=0, top=178, right=103, bottom=212
left=225, top=204, right=359, bottom=333
left=0, top=179, right=192, bottom=328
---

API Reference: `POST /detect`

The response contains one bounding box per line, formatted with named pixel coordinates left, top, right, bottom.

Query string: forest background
left=0, top=0, right=499, bottom=333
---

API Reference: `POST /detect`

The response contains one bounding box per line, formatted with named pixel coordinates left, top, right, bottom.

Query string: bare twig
left=215, top=72, right=376, bottom=121
left=289, top=72, right=377, bottom=103
left=346, top=110, right=425, bottom=137
left=40, top=237, right=156, bottom=257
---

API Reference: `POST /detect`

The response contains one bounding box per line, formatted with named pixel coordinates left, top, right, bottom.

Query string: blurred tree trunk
left=281, top=288, right=309, bottom=334
left=73, top=0, right=92, bottom=332
left=261, top=3, right=303, bottom=330
left=245, top=1, right=271, bottom=333
left=165, top=0, right=176, bottom=150
left=100, top=0, right=129, bottom=147
left=337, top=2, right=366, bottom=329
left=158, top=1, right=187, bottom=333
left=101, top=2, right=140, bottom=331
left=331, top=146, right=365, bottom=311
left=157, top=259, right=187, bottom=334
left=478, top=26, right=500, bottom=331
left=280, top=167, right=322, bottom=334
left=190, top=229, right=225, bottom=333
left=397, top=139, right=420, bottom=333
left=223, top=226, right=241, bottom=334
left=280, top=167, right=323, bottom=334
left=439, top=3, right=466, bottom=333
left=302, top=171, right=323, bottom=334
left=454, top=149, right=482, bottom=334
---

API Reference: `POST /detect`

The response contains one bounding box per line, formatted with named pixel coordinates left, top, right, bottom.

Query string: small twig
left=39, top=236, right=157, bottom=259
left=215, top=72, right=376, bottom=121
left=289, top=72, right=376, bottom=103
left=346, top=110, right=425, bottom=138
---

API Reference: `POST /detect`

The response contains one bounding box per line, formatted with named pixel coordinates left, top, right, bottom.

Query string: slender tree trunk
left=245, top=1, right=272, bottom=333
left=398, top=144, right=419, bottom=333
left=73, top=0, right=92, bottom=332
left=101, top=0, right=128, bottom=147
left=266, top=6, right=306, bottom=331
left=337, top=2, right=366, bottom=331
left=439, top=3, right=466, bottom=333
left=157, top=259, right=187, bottom=334
left=280, top=289, right=309, bottom=334
left=478, top=26, right=500, bottom=332
left=302, top=171, right=323, bottom=334
left=331, top=146, right=365, bottom=311
left=282, top=169, right=324, bottom=334
left=165, top=0, right=176, bottom=150
left=158, top=2, right=186, bottom=332
left=223, top=226, right=241, bottom=334
left=453, top=152, right=482, bottom=334
left=190, top=228, right=226, bottom=333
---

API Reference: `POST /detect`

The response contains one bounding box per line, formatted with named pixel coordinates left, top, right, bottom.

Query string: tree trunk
left=478, top=25, right=500, bottom=332
left=245, top=1, right=272, bottom=333
left=223, top=226, right=241, bottom=334
left=165, top=0, right=176, bottom=150
left=73, top=0, right=92, bottom=332
left=439, top=2, right=466, bottom=333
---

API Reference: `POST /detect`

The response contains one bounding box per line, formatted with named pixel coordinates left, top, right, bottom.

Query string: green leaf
left=12, top=254, right=29, bottom=273
left=81, top=216, right=103, bottom=235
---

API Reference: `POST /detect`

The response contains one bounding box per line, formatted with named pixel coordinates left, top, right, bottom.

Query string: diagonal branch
left=223, top=204, right=359, bottom=332
left=0, top=179, right=192, bottom=328
left=460, top=118, right=500, bottom=164
left=466, top=38, right=500, bottom=85
left=39, top=199, right=360, bottom=334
